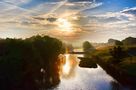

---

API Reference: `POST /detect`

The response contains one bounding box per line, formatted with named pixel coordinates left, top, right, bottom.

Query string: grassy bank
left=81, top=45, right=136, bottom=89
left=91, top=45, right=136, bottom=76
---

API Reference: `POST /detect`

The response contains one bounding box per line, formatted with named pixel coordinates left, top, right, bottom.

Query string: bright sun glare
left=57, top=18, right=73, bottom=32
left=63, top=54, right=71, bottom=75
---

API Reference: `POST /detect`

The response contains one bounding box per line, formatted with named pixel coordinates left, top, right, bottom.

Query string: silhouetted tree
left=0, top=35, right=65, bottom=90
left=83, top=41, right=94, bottom=52
left=115, top=41, right=123, bottom=46
left=108, top=39, right=123, bottom=46
left=83, top=41, right=95, bottom=57
left=122, top=37, right=136, bottom=45
left=109, top=46, right=126, bottom=63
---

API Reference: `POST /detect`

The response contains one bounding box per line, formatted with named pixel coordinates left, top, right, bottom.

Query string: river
left=49, top=54, right=130, bottom=90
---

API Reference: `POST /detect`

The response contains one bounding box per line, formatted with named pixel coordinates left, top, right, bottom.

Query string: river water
left=49, top=54, right=130, bottom=90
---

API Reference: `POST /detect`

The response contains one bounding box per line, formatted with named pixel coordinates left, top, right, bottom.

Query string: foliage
left=119, top=56, right=136, bottom=76
left=108, top=39, right=123, bottom=46
left=0, top=35, right=64, bottom=90
left=108, top=37, right=136, bottom=46
left=122, top=37, right=136, bottom=45
left=92, top=44, right=136, bottom=76
left=109, top=46, right=127, bottom=63
left=83, top=41, right=95, bottom=57
left=115, top=41, right=123, bottom=46
left=83, top=41, right=94, bottom=52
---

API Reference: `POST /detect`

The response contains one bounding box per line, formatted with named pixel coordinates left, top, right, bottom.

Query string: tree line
left=0, top=35, right=65, bottom=90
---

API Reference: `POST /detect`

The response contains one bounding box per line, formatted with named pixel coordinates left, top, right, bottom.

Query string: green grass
left=91, top=48, right=112, bottom=62
left=119, top=56, right=136, bottom=76
left=93, top=45, right=136, bottom=76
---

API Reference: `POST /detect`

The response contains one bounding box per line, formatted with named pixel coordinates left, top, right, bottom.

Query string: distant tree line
left=0, top=35, right=65, bottom=90
left=108, top=37, right=136, bottom=46
left=108, top=37, right=136, bottom=63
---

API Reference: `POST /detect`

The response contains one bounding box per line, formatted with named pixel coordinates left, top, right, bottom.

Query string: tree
left=115, top=41, right=123, bottom=46
left=109, top=46, right=126, bottom=63
left=0, top=35, right=65, bottom=90
left=83, top=41, right=94, bottom=52
left=108, top=39, right=123, bottom=46
left=83, top=41, right=95, bottom=57
left=122, top=37, right=136, bottom=45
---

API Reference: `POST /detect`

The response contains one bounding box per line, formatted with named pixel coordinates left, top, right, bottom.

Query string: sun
left=57, top=18, right=73, bottom=32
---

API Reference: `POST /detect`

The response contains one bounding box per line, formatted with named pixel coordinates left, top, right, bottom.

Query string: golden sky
left=0, top=0, right=136, bottom=43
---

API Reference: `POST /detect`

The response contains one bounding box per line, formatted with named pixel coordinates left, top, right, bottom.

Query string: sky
left=0, top=0, right=136, bottom=43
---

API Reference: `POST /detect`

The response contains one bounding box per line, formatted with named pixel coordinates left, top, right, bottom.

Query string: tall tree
left=83, top=41, right=94, bottom=52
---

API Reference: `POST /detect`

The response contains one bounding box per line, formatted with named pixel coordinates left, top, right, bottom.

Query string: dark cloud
left=46, top=17, right=57, bottom=22
left=33, top=17, right=57, bottom=22
left=33, top=17, right=45, bottom=20
left=68, top=0, right=93, bottom=2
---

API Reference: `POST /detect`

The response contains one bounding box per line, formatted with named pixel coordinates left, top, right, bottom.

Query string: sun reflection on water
left=56, top=54, right=125, bottom=90
left=59, top=54, right=78, bottom=78
left=63, top=54, right=71, bottom=75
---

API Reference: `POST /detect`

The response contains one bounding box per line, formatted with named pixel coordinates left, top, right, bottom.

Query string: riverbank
left=78, top=56, right=136, bottom=89
left=93, top=56, right=136, bottom=90
left=78, top=45, right=136, bottom=89
left=78, top=57, right=97, bottom=68
left=0, top=36, right=64, bottom=90
left=93, top=45, right=136, bottom=76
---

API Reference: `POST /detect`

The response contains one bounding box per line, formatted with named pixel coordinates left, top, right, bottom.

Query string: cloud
left=1, top=0, right=31, bottom=5
left=33, top=17, right=45, bottom=20
left=121, top=7, right=136, bottom=15
left=47, top=27, right=90, bottom=41
left=76, top=7, right=136, bottom=42
left=0, top=0, right=135, bottom=42
left=46, top=17, right=57, bottom=22
left=93, top=7, right=136, bottom=23
left=33, top=0, right=102, bottom=18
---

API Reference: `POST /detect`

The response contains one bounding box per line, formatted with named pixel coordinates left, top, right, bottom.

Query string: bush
left=0, top=35, right=64, bottom=90
left=109, top=46, right=127, bottom=63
